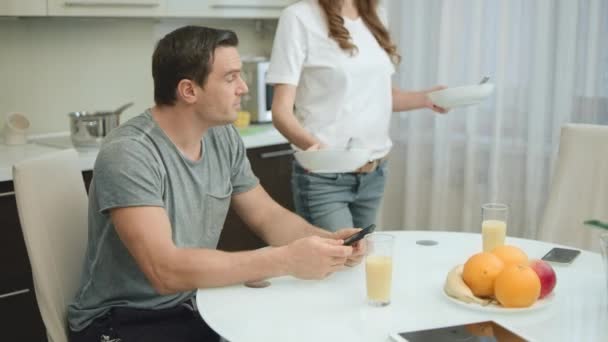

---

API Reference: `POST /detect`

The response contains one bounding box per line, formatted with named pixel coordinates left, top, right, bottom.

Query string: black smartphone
left=541, top=247, right=581, bottom=264
left=343, top=224, right=376, bottom=246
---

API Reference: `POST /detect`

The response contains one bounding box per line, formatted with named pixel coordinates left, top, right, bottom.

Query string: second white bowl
left=294, top=148, right=372, bottom=173
left=428, top=83, right=495, bottom=108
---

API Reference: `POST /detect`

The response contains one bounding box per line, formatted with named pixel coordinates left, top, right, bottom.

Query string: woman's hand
left=420, top=85, right=449, bottom=114
left=392, top=86, right=449, bottom=113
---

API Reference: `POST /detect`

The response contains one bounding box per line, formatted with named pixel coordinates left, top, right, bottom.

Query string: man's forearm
left=159, top=211, right=345, bottom=292
left=231, top=186, right=331, bottom=246
left=158, top=245, right=290, bottom=292
left=254, top=204, right=333, bottom=246
left=264, top=206, right=334, bottom=245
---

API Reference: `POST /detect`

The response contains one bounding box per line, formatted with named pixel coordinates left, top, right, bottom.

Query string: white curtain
left=380, top=0, right=608, bottom=238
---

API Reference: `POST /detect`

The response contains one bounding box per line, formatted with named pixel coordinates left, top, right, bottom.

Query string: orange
left=462, top=252, right=505, bottom=298
left=491, top=245, right=528, bottom=268
left=494, top=264, right=541, bottom=308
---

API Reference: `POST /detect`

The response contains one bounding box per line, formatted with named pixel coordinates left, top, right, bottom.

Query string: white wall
left=0, top=17, right=275, bottom=136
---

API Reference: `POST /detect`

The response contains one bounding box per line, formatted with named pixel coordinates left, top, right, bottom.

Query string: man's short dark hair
left=152, top=26, right=239, bottom=106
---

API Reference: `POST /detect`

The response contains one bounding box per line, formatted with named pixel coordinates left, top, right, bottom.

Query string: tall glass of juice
left=365, top=233, right=395, bottom=306
left=481, top=203, right=508, bottom=252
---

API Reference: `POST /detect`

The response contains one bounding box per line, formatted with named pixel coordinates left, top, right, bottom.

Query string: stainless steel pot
left=69, top=102, right=133, bottom=148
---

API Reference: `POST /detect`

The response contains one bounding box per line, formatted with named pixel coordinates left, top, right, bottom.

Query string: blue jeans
left=291, top=160, right=388, bottom=232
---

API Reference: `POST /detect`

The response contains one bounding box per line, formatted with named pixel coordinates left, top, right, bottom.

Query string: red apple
left=529, top=259, right=557, bottom=299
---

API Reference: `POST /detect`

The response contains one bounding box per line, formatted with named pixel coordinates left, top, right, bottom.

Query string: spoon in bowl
left=346, top=137, right=354, bottom=150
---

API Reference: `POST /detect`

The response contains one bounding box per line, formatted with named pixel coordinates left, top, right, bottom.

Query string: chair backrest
left=538, top=124, right=608, bottom=252
left=13, top=149, right=88, bottom=342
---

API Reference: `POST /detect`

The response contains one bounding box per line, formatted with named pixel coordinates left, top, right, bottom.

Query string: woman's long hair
left=318, top=0, right=401, bottom=64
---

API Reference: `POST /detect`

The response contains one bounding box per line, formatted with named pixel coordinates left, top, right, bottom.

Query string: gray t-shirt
left=67, top=110, right=259, bottom=331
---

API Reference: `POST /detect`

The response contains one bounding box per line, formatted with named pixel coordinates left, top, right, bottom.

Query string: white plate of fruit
left=443, top=245, right=557, bottom=312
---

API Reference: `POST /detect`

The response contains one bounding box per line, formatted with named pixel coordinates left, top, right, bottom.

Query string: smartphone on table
left=541, top=247, right=581, bottom=264
left=343, top=224, right=376, bottom=246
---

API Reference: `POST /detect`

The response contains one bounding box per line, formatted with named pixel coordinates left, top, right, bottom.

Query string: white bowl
left=294, top=148, right=372, bottom=173
left=428, top=83, right=495, bottom=108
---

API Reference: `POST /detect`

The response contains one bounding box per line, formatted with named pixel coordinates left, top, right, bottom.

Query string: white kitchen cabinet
left=48, top=0, right=166, bottom=17
left=0, top=0, right=46, bottom=16
left=167, top=0, right=295, bottom=18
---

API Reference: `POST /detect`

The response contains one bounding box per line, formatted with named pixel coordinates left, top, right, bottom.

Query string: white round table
left=197, top=231, right=608, bottom=342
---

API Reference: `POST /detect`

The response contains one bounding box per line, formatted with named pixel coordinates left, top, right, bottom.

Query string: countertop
left=0, top=124, right=287, bottom=183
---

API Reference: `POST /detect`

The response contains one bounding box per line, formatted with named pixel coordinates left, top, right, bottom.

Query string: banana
left=444, top=264, right=491, bottom=305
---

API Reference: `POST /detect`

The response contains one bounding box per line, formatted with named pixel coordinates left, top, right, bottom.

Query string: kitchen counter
left=0, top=124, right=287, bottom=182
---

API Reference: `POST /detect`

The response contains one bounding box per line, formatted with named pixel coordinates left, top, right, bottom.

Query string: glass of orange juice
left=481, top=203, right=509, bottom=252
left=600, top=233, right=608, bottom=303
left=365, top=233, right=395, bottom=306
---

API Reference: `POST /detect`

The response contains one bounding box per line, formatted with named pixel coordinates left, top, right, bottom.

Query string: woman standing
left=267, top=0, right=446, bottom=232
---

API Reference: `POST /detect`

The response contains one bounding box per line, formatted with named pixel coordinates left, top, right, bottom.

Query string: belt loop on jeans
left=355, top=156, right=387, bottom=173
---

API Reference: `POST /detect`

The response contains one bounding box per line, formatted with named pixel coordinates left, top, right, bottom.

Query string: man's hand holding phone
left=334, top=224, right=374, bottom=266
left=285, top=236, right=353, bottom=280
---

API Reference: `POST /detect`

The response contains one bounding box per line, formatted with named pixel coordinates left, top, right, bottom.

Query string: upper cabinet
left=47, top=0, right=167, bottom=17
left=0, top=0, right=47, bottom=16
left=167, top=0, right=295, bottom=18
left=1, top=0, right=293, bottom=18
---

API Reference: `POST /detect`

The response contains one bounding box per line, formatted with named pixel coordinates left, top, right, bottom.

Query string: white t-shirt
left=267, top=0, right=395, bottom=160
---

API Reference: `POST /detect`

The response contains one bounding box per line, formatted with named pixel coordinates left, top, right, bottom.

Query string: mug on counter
left=3, top=112, right=31, bottom=145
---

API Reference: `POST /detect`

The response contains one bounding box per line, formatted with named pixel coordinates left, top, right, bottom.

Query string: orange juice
left=365, top=255, right=393, bottom=304
left=482, top=219, right=507, bottom=252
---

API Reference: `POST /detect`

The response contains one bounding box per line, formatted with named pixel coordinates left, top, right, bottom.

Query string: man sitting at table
left=66, top=25, right=365, bottom=342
